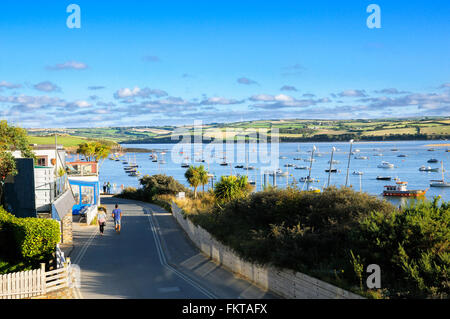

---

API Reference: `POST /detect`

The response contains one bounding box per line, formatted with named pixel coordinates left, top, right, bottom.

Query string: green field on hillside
left=27, top=135, right=118, bottom=148
left=26, top=117, right=450, bottom=144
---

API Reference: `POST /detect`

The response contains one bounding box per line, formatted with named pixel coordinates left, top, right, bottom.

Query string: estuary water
left=74, top=140, right=450, bottom=205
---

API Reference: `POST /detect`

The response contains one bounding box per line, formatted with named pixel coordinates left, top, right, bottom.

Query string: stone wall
left=171, top=202, right=364, bottom=299
left=61, top=213, right=73, bottom=244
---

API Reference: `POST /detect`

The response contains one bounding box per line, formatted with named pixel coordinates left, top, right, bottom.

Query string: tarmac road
left=69, top=197, right=278, bottom=299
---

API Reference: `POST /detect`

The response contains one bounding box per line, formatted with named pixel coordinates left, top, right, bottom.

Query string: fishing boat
left=378, top=161, right=394, bottom=168
left=397, top=154, right=408, bottom=158
left=419, top=166, right=439, bottom=172
left=373, top=153, right=383, bottom=156
left=220, top=162, right=228, bottom=166
left=391, top=148, right=398, bottom=151
left=293, top=157, right=302, bottom=160
left=279, top=156, right=288, bottom=159
left=430, top=162, right=450, bottom=187
left=328, top=160, right=340, bottom=164
left=383, top=181, right=427, bottom=197
left=284, top=163, right=296, bottom=167
left=235, top=165, right=244, bottom=169
left=427, top=159, right=438, bottom=163
left=295, top=166, right=308, bottom=170
left=325, top=168, right=339, bottom=173
left=377, top=176, right=392, bottom=181
left=304, top=158, right=316, bottom=163
left=245, top=166, right=255, bottom=170
left=427, top=148, right=435, bottom=151
left=355, top=155, right=368, bottom=160
left=352, top=171, right=364, bottom=175
left=181, top=163, right=190, bottom=168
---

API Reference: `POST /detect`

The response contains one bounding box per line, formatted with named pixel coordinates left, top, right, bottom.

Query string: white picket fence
left=0, top=259, right=75, bottom=299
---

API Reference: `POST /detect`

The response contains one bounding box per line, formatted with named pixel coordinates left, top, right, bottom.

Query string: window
left=37, top=156, right=47, bottom=166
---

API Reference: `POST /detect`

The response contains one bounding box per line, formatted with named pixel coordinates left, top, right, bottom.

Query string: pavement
left=68, top=196, right=278, bottom=299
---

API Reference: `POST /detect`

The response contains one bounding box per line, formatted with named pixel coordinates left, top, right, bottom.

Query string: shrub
left=0, top=207, right=60, bottom=262
left=351, top=197, right=449, bottom=298
left=213, top=175, right=253, bottom=203
left=115, top=174, right=190, bottom=206
left=179, top=187, right=449, bottom=298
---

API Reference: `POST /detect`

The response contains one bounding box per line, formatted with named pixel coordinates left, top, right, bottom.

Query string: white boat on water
left=355, top=155, right=368, bottom=160
left=352, top=171, right=364, bottom=175
left=378, top=161, right=394, bottom=168
left=430, top=161, right=450, bottom=187
left=419, top=166, right=439, bottom=172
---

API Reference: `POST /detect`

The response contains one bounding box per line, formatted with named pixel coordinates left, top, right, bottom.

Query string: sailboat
left=430, top=161, right=450, bottom=187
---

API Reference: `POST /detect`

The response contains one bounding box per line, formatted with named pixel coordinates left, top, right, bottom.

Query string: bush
left=116, top=174, right=190, bottom=203
left=0, top=207, right=60, bottom=263
left=213, top=175, right=253, bottom=203
left=351, top=197, right=449, bottom=298
left=179, top=187, right=449, bottom=298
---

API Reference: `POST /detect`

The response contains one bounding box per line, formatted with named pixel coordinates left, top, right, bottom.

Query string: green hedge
left=0, top=207, right=60, bottom=262
left=182, top=187, right=449, bottom=298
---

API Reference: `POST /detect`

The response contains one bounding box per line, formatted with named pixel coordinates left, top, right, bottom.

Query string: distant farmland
left=26, top=117, right=450, bottom=144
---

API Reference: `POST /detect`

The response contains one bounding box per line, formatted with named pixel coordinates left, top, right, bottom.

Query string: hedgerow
left=0, top=207, right=60, bottom=263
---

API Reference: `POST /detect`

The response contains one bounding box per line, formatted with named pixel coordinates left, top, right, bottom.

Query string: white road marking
left=146, top=208, right=217, bottom=299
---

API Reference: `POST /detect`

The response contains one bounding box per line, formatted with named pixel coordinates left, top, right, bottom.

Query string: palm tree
left=184, top=165, right=201, bottom=198
left=197, top=165, right=209, bottom=193
left=214, top=175, right=251, bottom=202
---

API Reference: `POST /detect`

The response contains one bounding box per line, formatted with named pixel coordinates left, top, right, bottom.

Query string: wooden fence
left=0, top=259, right=75, bottom=299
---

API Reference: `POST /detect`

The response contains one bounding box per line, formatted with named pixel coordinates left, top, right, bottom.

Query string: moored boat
left=383, top=181, right=427, bottom=197
left=430, top=161, right=450, bottom=187
left=378, top=161, right=394, bottom=168
left=419, top=166, right=439, bottom=172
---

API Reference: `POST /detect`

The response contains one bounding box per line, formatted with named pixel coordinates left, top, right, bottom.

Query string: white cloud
left=46, top=61, right=88, bottom=70
left=33, top=81, right=61, bottom=92
left=338, top=89, right=367, bottom=97
left=114, top=87, right=168, bottom=99
left=0, top=81, right=22, bottom=89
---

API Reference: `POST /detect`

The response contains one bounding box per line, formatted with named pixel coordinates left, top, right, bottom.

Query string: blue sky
left=0, top=0, right=449, bottom=127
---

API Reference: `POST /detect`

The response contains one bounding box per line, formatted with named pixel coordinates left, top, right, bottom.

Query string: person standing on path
left=112, top=204, right=122, bottom=233
left=107, top=182, right=111, bottom=194
left=103, top=182, right=107, bottom=194
left=97, top=208, right=107, bottom=235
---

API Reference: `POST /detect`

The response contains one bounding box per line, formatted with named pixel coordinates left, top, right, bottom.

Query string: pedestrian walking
left=112, top=204, right=122, bottom=233
left=98, top=207, right=107, bottom=235
left=107, top=181, right=111, bottom=194
left=103, top=182, right=107, bottom=194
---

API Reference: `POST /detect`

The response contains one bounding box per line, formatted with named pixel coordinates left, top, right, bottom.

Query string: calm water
left=71, top=140, right=450, bottom=205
